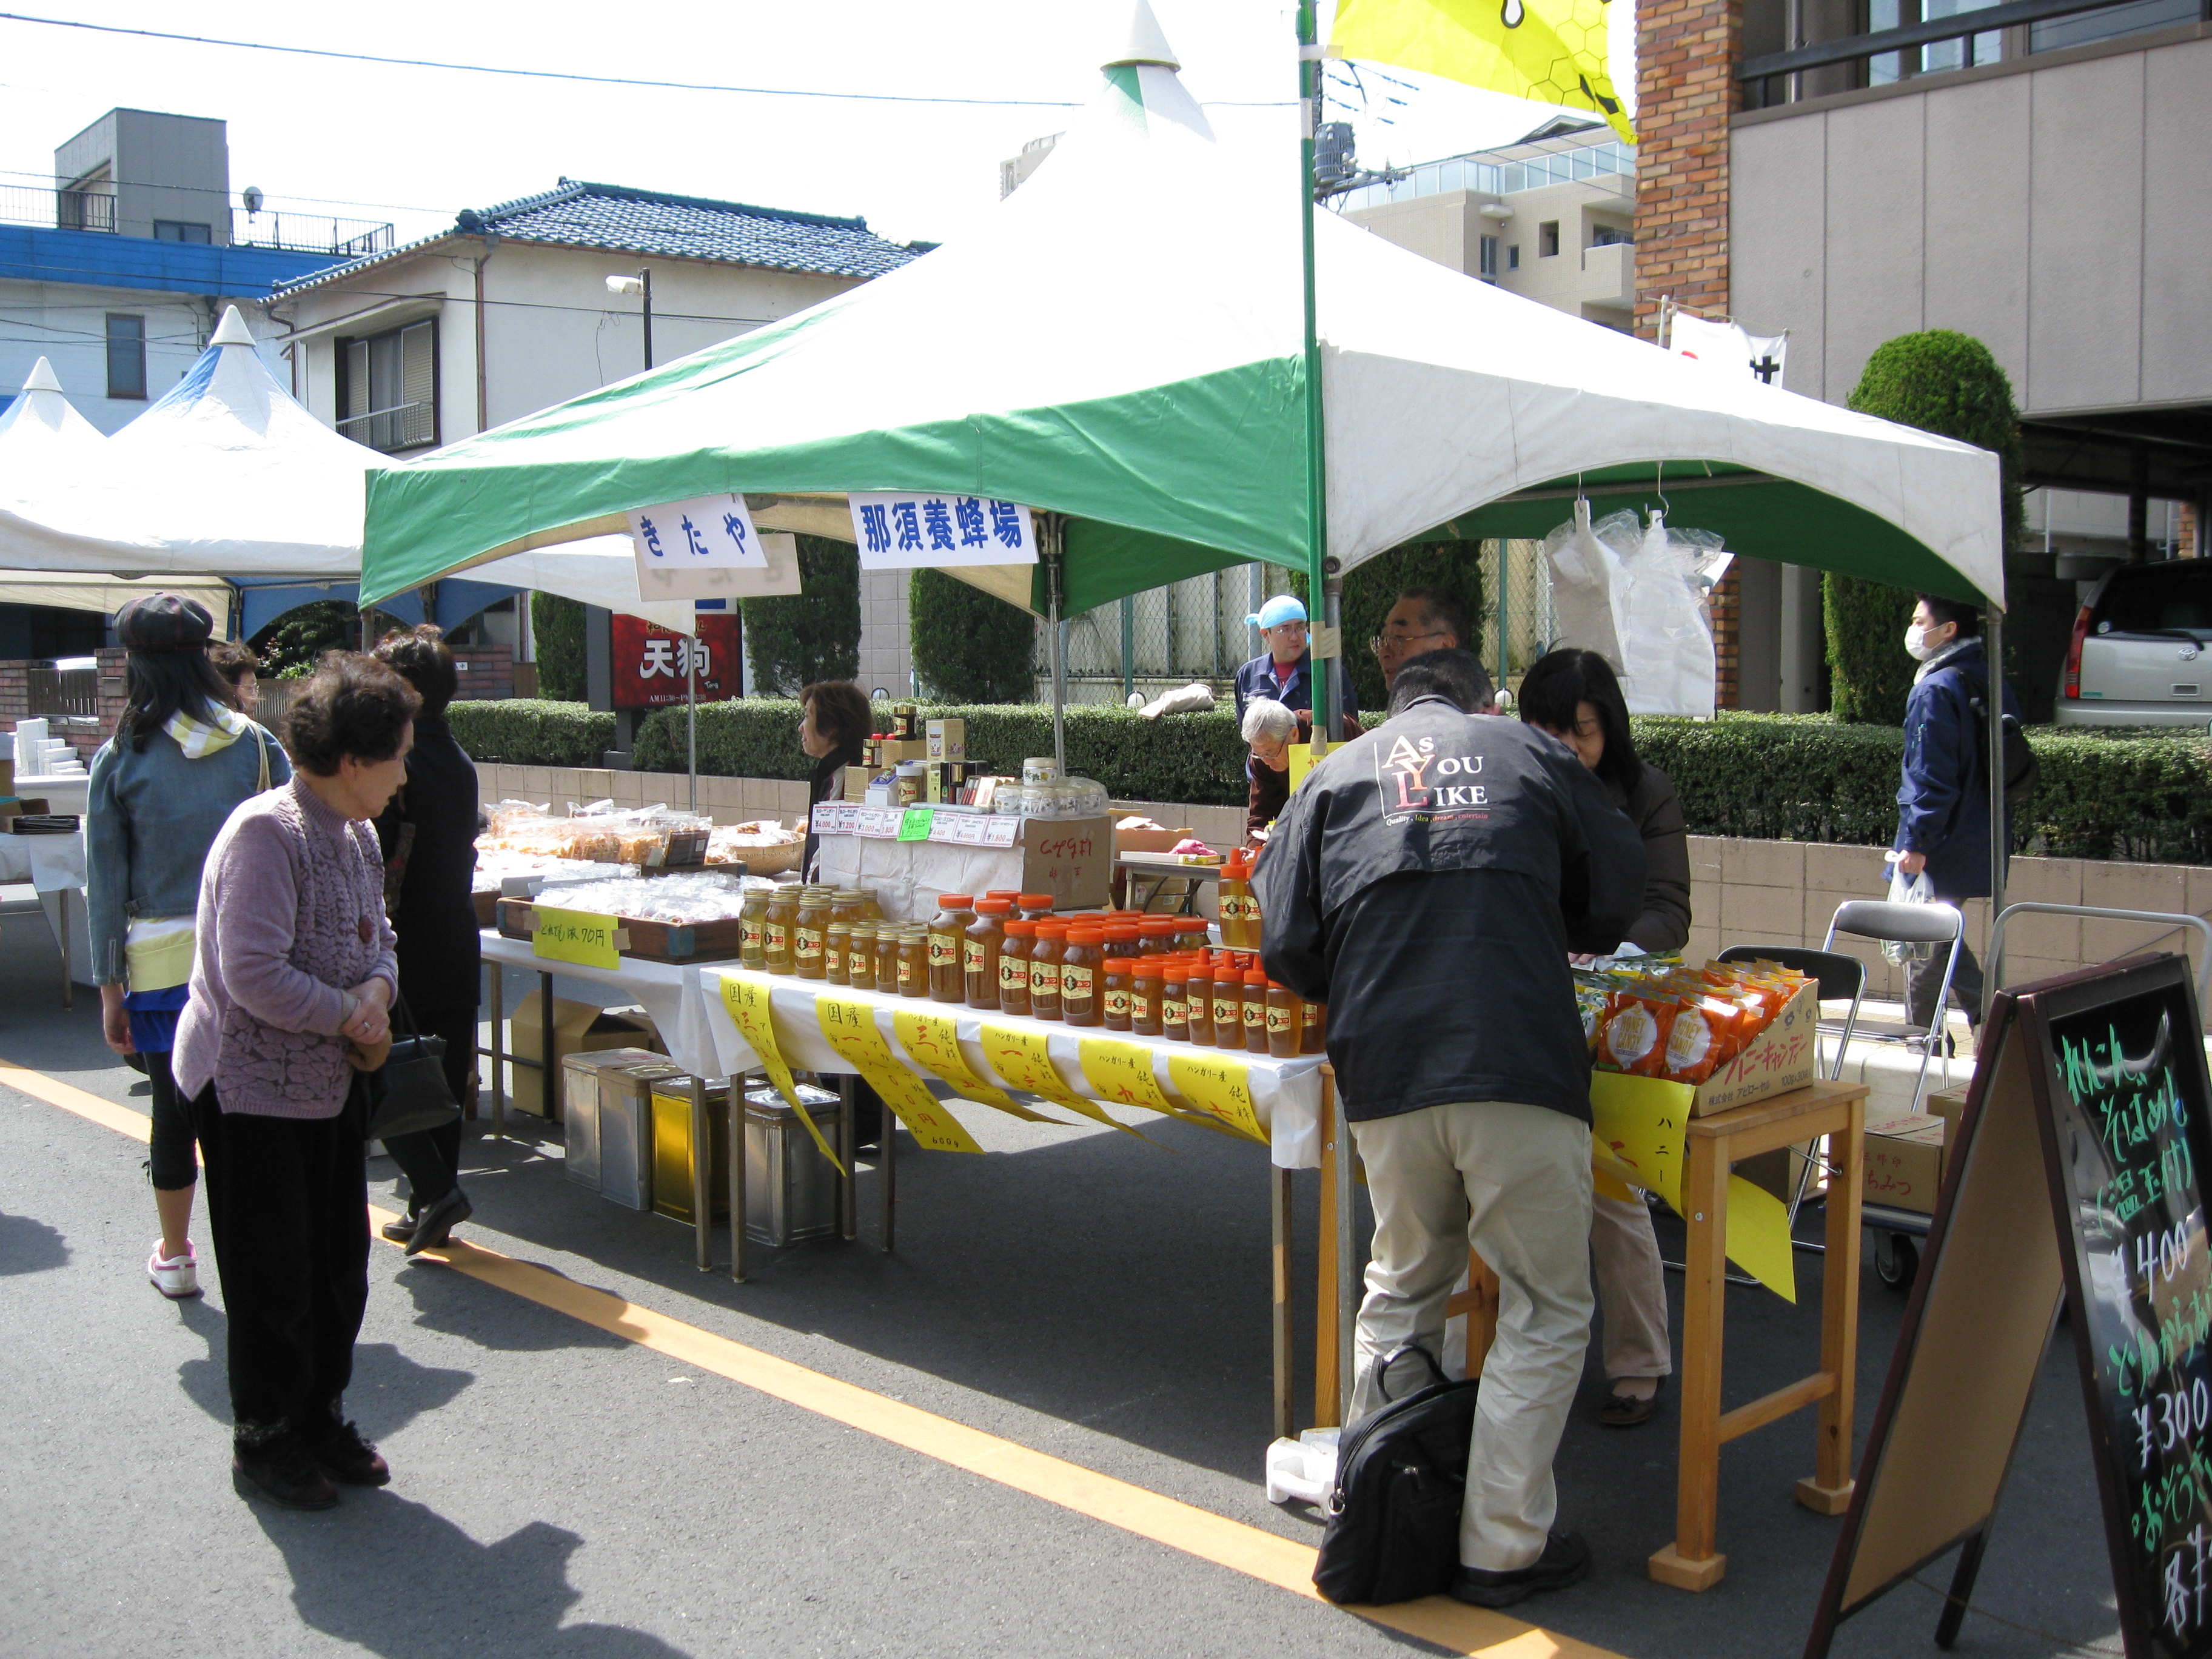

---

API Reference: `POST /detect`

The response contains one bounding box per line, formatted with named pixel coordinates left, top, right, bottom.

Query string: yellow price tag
left=891, top=1009, right=1063, bottom=1124
left=1077, top=1037, right=1176, bottom=1116
left=1166, top=1051, right=1268, bottom=1144
left=817, top=997, right=979, bottom=1155
left=720, top=972, right=845, bottom=1174
left=1287, top=738, right=1322, bottom=795
left=532, top=905, right=619, bottom=970
left=979, top=1023, right=1153, bottom=1142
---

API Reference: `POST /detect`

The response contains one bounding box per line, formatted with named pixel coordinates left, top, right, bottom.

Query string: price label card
left=532, top=905, right=620, bottom=970
left=1167, top=1051, right=1268, bottom=1144
left=899, top=807, right=934, bottom=842
left=892, top=1009, right=1060, bottom=1124
left=1077, top=1037, right=1176, bottom=1116
left=817, top=996, right=980, bottom=1154
left=720, top=973, right=844, bottom=1173
left=980, top=1023, right=1151, bottom=1142
left=983, top=817, right=1020, bottom=848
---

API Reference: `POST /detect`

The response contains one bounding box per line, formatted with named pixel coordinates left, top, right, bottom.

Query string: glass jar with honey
left=1103, top=923, right=1143, bottom=965
left=1242, top=968, right=1272, bottom=1054
left=824, top=920, right=851, bottom=987
left=897, top=926, right=930, bottom=997
left=1138, top=917, right=1178, bottom=957
left=794, top=895, right=831, bottom=980
left=1302, top=999, right=1327, bottom=1054
left=763, top=888, right=799, bottom=975
left=1017, top=893, right=1056, bottom=922
left=1265, top=980, right=1301, bottom=1057
left=1161, top=966, right=1190, bottom=1041
left=846, top=922, right=877, bottom=992
left=1028, top=920, right=1070, bottom=1022
left=1173, top=917, right=1211, bottom=955
left=1101, top=958, right=1133, bottom=1031
left=1060, top=927, right=1105, bottom=1027
left=997, top=919, right=1035, bottom=1017
left=875, top=926, right=903, bottom=996
left=965, top=898, right=1012, bottom=1010
left=739, top=888, right=769, bottom=970
left=927, top=894, right=974, bottom=1004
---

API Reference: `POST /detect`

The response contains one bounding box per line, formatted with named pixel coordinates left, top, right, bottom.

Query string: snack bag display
left=1599, top=990, right=1677, bottom=1077
left=1661, top=994, right=1743, bottom=1084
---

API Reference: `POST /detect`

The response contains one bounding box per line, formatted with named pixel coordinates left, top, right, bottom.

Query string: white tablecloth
left=697, top=967, right=1326, bottom=1169
left=0, top=827, right=85, bottom=893
left=480, top=931, right=723, bottom=1082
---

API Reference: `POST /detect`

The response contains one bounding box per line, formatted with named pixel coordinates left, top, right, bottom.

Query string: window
left=1538, top=221, right=1561, bottom=258
left=1507, top=244, right=1521, bottom=270
left=1590, top=224, right=1632, bottom=247
left=1479, top=235, right=1499, bottom=283
left=105, top=314, right=146, bottom=400
left=152, top=221, right=212, bottom=244
left=336, top=318, right=438, bottom=453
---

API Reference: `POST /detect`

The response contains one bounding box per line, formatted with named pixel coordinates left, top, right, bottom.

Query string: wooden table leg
left=1272, top=1165, right=1294, bottom=1442
left=1316, top=1086, right=1341, bottom=1429
left=1800, top=1094, right=1864, bottom=1515
left=1651, top=1127, right=1732, bottom=1590
left=1445, top=1249, right=1501, bottom=1378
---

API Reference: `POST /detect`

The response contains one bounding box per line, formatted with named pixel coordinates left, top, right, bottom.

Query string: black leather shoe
left=1451, top=1532, right=1592, bottom=1608
left=306, top=1417, right=390, bottom=1487
left=1600, top=1378, right=1664, bottom=1428
left=380, top=1212, right=417, bottom=1244
left=404, top=1187, right=472, bottom=1256
left=233, top=1438, right=338, bottom=1510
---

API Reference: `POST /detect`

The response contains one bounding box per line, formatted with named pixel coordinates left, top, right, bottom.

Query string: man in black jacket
left=1258, top=649, right=1644, bottom=1608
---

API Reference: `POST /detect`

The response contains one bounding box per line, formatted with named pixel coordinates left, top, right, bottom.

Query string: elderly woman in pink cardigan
left=175, top=652, right=419, bottom=1511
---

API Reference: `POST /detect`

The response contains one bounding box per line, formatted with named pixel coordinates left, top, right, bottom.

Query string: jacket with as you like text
left=1256, top=697, right=1645, bottom=1127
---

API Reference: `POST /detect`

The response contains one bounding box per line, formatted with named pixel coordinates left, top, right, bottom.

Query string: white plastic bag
left=1542, top=498, right=1626, bottom=671
left=1610, top=510, right=1719, bottom=719
left=1882, top=857, right=1936, bottom=965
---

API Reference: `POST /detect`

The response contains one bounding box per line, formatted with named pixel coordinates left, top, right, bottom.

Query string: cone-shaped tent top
left=0, top=357, right=105, bottom=453
left=361, top=11, right=2003, bottom=615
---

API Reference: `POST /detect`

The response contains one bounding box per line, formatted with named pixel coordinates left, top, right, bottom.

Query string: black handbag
left=362, top=994, right=460, bottom=1143
left=1312, top=1346, right=1482, bottom=1606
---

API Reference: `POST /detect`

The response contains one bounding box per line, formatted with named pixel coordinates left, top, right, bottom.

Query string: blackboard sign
left=2037, top=965, right=2212, bottom=1656
left=1806, top=953, right=2212, bottom=1659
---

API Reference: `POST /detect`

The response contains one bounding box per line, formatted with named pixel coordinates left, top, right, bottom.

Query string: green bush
left=444, top=699, right=614, bottom=768
left=531, top=593, right=587, bottom=702
left=1635, top=714, right=2212, bottom=864
left=632, top=699, right=1250, bottom=804
left=910, top=568, right=1036, bottom=701
left=252, top=599, right=360, bottom=678
left=742, top=535, right=860, bottom=694
left=1826, top=330, right=2025, bottom=726
left=1291, top=541, right=1487, bottom=714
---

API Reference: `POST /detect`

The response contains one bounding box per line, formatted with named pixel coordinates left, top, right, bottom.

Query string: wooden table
left=1651, top=1078, right=1868, bottom=1590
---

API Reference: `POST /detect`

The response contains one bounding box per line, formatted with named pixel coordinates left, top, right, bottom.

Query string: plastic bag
left=1882, top=859, right=1935, bottom=965
left=1542, top=499, right=1626, bottom=671
left=1609, top=510, right=1720, bottom=719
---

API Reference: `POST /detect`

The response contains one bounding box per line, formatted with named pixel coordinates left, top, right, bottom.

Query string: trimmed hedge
left=531, top=592, right=587, bottom=702
left=742, top=535, right=860, bottom=694
left=910, top=568, right=1036, bottom=701
left=454, top=698, right=2212, bottom=864
left=445, top=699, right=614, bottom=768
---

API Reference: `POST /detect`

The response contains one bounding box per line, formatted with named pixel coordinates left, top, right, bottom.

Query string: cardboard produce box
left=925, top=718, right=965, bottom=762
left=509, top=996, right=661, bottom=1118
left=1687, top=980, right=1821, bottom=1117
left=1864, top=1109, right=1947, bottom=1215
left=1923, top=1083, right=1969, bottom=1139
left=1113, top=823, right=1194, bottom=854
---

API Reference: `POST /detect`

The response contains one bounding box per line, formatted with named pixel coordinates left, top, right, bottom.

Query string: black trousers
left=380, top=1005, right=478, bottom=1213
left=146, top=1048, right=198, bottom=1192
left=196, top=1085, right=370, bottom=1441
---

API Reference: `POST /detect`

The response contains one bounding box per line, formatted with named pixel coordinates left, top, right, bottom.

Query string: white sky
left=0, top=1, right=1637, bottom=252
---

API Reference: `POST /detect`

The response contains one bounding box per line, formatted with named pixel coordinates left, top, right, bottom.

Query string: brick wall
left=1708, top=569, right=1740, bottom=708
left=0, top=647, right=127, bottom=762
left=1633, top=0, right=1740, bottom=343
left=450, top=645, right=514, bottom=702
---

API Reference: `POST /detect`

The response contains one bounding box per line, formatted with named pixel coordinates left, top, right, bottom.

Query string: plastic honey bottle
left=965, top=898, right=1012, bottom=1010
left=1161, top=966, right=1190, bottom=1041
left=1060, top=927, right=1106, bottom=1027
left=997, top=919, right=1035, bottom=1017
left=1029, top=920, right=1070, bottom=1022
left=1218, top=850, right=1255, bottom=949
left=928, top=894, right=974, bottom=1004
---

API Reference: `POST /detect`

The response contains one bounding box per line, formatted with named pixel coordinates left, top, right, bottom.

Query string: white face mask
left=1904, top=625, right=1939, bottom=662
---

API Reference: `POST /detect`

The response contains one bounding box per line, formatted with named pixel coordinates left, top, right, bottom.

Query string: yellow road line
left=7, top=1053, right=1625, bottom=1659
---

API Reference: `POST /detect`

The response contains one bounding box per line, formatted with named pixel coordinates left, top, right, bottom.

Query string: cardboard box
left=1113, top=823, right=1194, bottom=854
left=1688, top=980, right=1822, bottom=1116
left=1864, top=1110, right=1948, bottom=1215
left=880, top=739, right=928, bottom=765
left=925, top=718, right=966, bottom=762
left=509, top=996, right=660, bottom=1118
left=1923, top=1084, right=1969, bottom=1139
left=815, top=814, right=1113, bottom=922
left=842, top=766, right=871, bottom=802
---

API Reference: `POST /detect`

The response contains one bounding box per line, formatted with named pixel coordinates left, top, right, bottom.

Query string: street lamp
left=605, top=269, right=651, bottom=371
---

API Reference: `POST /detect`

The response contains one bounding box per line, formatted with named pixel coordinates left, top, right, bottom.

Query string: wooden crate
left=495, top=897, right=746, bottom=964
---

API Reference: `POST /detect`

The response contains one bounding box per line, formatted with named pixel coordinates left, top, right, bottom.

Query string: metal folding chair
left=1821, top=898, right=1966, bottom=1114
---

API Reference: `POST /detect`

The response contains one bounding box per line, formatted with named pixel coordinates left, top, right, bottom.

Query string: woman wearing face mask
left=1893, top=595, right=2018, bottom=1041
left=1519, top=648, right=1690, bottom=1428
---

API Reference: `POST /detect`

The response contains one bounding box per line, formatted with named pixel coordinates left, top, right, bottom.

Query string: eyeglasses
left=1369, top=628, right=1450, bottom=658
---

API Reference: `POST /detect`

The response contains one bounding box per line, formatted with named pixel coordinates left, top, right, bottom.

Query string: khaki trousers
left=1348, top=1100, right=1594, bottom=1572
left=1590, top=1190, right=1674, bottom=1381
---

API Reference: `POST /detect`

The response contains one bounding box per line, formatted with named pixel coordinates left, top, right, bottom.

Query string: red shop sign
left=610, top=613, right=739, bottom=709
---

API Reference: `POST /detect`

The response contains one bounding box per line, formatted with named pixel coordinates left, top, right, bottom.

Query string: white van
left=2056, top=560, right=2212, bottom=728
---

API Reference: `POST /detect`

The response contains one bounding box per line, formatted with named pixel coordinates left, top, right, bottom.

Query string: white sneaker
left=149, top=1240, right=200, bottom=1299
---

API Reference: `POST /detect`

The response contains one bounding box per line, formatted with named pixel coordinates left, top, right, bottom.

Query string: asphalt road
left=0, top=900, right=2125, bottom=1658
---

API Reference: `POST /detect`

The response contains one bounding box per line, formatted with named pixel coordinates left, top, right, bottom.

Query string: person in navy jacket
left=1892, top=593, right=2018, bottom=1037
left=1232, top=594, right=1359, bottom=728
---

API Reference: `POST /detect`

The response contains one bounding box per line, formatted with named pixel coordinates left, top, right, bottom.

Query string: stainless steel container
left=589, top=1054, right=684, bottom=1210
left=743, top=1083, right=846, bottom=1247
left=561, top=1046, right=666, bottom=1189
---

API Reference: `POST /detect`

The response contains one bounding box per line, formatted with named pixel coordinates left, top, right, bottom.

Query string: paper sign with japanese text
left=898, top=808, right=934, bottom=842
left=1165, top=1051, right=1268, bottom=1144
left=891, top=1010, right=1061, bottom=1124
left=720, top=973, right=845, bottom=1173
left=817, top=996, right=980, bottom=1154
left=609, top=613, right=739, bottom=709
left=1077, top=1037, right=1177, bottom=1116
left=628, top=491, right=765, bottom=603
left=531, top=905, right=619, bottom=970
left=848, top=491, right=1036, bottom=569
left=979, top=1023, right=1151, bottom=1142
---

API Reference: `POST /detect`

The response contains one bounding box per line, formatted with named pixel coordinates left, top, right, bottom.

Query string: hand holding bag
left=362, top=993, right=460, bottom=1143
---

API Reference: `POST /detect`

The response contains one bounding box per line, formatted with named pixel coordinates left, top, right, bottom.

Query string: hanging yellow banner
left=816, top=996, right=980, bottom=1154
left=1167, top=1051, right=1269, bottom=1144
left=979, top=1023, right=1154, bottom=1142
left=892, top=1009, right=1065, bottom=1125
left=1077, top=1037, right=1178, bottom=1116
left=719, top=972, right=845, bottom=1174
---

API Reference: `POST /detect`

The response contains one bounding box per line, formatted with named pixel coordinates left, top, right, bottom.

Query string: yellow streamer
left=719, top=973, right=846, bottom=1175
left=891, top=1009, right=1066, bottom=1125
left=816, top=996, right=980, bottom=1155
left=978, top=1024, right=1153, bottom=1142
left=1165, top=1051, right=1269, bottom=1144
left=1077, top=1037, right=1178, bottom=1116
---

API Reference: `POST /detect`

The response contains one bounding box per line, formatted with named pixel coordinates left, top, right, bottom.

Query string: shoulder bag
left=362, top=993, right=460, bottom=1143
left=1312, top=1346, right=1482, bottom=1606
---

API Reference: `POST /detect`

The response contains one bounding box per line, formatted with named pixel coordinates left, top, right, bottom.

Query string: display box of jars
left=497, top=871, right=762, bottom=964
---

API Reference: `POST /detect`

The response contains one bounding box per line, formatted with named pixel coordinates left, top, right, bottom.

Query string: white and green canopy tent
left=361, top=5, right=2001, bottom=640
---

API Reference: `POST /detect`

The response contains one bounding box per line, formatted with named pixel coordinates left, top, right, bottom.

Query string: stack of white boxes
left=13, top=719, right=86, bottom=779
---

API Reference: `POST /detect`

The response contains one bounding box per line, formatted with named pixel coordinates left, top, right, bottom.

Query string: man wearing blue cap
left=1233, top=595, right=1359, bottom=728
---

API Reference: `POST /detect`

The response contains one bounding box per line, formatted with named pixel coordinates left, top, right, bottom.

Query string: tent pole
left=1984, top=608, right=2006, bottom=1019
left=1296, top=0, right=1335, bottom=743
left=1045, top=514, right=1067, bottom=775
left=686, top=625, right=698, bottom=814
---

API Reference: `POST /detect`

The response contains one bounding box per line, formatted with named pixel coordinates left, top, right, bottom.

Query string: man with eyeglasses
left=1233, top=595, right=1360, bottom=728
left=1372, top=587, right=1473, bottom=693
